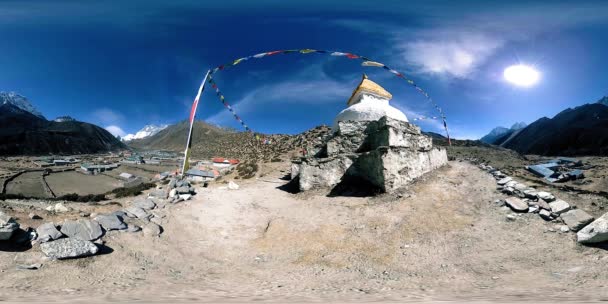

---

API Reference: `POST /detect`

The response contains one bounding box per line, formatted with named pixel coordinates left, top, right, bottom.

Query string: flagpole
left=181, top=69, right=211, bottom=176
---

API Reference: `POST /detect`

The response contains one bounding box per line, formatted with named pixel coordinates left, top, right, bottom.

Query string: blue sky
left=1, top=0, right=608, bottom=139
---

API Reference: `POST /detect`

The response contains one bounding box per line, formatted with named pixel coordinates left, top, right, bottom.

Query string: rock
left=494, top=199, right=505, bottom=207
left=523, top=189, right=539, bottom=199
left=11, top=227, right=37, bottom=244
left=560, top=225, right=570, bottom=233
left=60, top=219, right=103, bottom=241
left=168, top=178, right=177, bottom=189
left=0, top=211, right=19, bottom=240
left=94, top=214, right=127, bottom=231
left=228, top=181, right=240, bottom=190
left=36, top=222, right=63, bottom=243
left=79, top=212, right=90, bottom=217
left=122, top=224, right=141, bottom=233
left=40, top=238, right=99, bottom=259
left=175, top=186, right=190, bottom=194
left=133, top=198, right=156, bottom=210
left=506, top=214, right=516, bottom=221
left=124, top=206, right=149, bottom=219
left=528, top=205, right=540, bottom=213
left=561, top=209, right=594, bottom=232
left=53, top=203, right=70, bottom=213
left=505, top=181, right=517, bottom=188
left=577, top=212, right=608, bottom=244
left=537, top=191, right=555, bottom=202
left=29, top=213, right=42, bottom=220
left=169, top=188, right=177, bottom=198
left=143, top=223, right=162, bottom=237
left=549, top=200, right=571, bottom=215
left=179, top=194, right=192, bottom=201
left=504, top=197, right=528, bottom=212
left=149, top=189, right=168, bottom=199
left=502, top=187, right=514, bottom=195
left=539, top=209, right=553, bottom=221
left=16, top=263, right=42, bottom=270
left=536, top=199, right=552, bottom=211
left=109, top=210, right=127, bottom=218
left=497, top=177, right=512, bottom=186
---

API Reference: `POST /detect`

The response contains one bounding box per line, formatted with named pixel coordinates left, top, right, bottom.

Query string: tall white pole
left=181, top=69, right=211, bottom=176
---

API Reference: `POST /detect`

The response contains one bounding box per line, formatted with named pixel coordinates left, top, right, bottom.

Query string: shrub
left=108, top=182, right=156, bottom=198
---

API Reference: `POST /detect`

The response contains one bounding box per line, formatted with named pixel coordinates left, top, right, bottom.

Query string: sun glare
left=503, top=64, right=540, bottom=87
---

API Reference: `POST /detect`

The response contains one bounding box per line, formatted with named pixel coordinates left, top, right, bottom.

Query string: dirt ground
left=0, top=160, right=607, bottom=303
left=4, top=172, right=49, bottom=198
left=45, top=171, right=120, bottom=196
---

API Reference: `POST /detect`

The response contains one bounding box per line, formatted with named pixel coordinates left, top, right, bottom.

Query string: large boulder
left=40, top=238, right=99, bottom=259
left=561, top=209, right=594, bottom=232
left=60, top=219, right=103, bottom=241
left=94, top=214, right=127, bottom=231
left=504, top=197, right=529, bottom=212
left=36, top=222, right=63, bottom=243
left=0, top=211, right=19, bottom=241
left=577, top=212, right=608, bottom=244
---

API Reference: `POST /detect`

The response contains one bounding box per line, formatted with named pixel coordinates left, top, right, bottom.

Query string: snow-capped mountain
left=598, top=96, right=608, bottom=106
left=122, top=124, right=169, bottom=141
left=479, top=122, right=527, bottom=144
left=0, top=92, right=45, bottom=119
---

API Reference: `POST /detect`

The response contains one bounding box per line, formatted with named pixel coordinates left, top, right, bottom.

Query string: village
left=0, top=151, right=242, bottom=200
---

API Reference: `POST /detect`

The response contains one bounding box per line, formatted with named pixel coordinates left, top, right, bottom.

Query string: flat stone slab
left=549, top=200, right=571, bottom=215
left=505, top=197, right=529, bottom=212
left=124, top=206, right=149, bottom=219
left=537, top=191, right=555, bottom=202
left=561, top=209, right=594, bottom=231
left=175, top=186, right=191, bottom=194
left=497, top=177, right=512, bottom=186
left=133, top=198, right=156, bottom=210
left=40, top=238, right=99, bottom=259
left=577, top=212, right=608, bottom=244
left=60, top=220, right=103, bottom=241
left=36, top=222, right=63, bottom=243
left=94, top=214, right=127, bottom=231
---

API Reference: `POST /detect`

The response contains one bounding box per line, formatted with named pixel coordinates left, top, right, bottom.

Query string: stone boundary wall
left=471, top=159, right=608, bottom=245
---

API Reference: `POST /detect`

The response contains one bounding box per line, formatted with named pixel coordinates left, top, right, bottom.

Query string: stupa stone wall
left=293, top=116, right=448, bottom=193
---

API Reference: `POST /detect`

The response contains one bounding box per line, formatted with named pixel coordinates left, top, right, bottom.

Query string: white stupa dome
left=333, top=74, right=408, bottom=131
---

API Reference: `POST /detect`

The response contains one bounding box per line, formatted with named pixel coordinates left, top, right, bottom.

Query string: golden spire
left=347, top=74, right=392, bottom=106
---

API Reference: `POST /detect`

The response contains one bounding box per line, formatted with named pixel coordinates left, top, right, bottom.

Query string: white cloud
left=206, top=64, right=355, bottom=126
left=399, top=31, right=503, bottom=78
left=332, top=3, right=608, bottom=79
left=92, top=108, right=125, bottom=125
left=105, top=125, right=126, bottom=137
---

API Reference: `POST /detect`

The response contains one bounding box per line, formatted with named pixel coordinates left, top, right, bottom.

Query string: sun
left=503, top=64, right=540, bottom=87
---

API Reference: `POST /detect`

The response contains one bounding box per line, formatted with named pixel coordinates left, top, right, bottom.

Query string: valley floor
left=1, top=161, right=607, bottom=303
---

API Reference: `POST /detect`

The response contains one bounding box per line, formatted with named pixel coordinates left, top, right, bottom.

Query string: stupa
left=333, top=74, right=408, bottom=130
left=291, top=75, right=448, bottom=194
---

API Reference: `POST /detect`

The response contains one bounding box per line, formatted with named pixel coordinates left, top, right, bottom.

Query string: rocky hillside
left=0, top=103, right=126, bottom=155
left=501, top=101, right=608, bottom=156
left=128, top=120, right=331, bottom=161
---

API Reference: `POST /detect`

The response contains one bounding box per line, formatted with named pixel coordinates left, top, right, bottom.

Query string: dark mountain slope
left=0, top=103, right=126, bottom=155
left=502, top=103, right=608, bottom=156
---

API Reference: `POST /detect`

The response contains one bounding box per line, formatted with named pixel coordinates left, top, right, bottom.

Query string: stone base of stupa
left=292, top=116, right=448, bottom=193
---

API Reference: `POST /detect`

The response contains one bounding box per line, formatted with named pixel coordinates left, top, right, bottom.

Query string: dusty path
left=1, top=161, right=607, bottom=302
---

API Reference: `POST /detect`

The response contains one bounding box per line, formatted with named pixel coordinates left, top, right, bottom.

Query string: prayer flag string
left=206, top=49, right=451, bottom=145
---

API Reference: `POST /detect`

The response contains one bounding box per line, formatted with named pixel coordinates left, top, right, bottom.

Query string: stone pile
left=478, top=163, right=605, bottom=245
left=292, top=116, right=448, bottom=193
left=0, top=176, right=197, bottom=260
